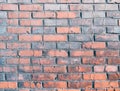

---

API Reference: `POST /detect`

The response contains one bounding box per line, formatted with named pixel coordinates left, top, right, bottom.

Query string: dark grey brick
left=18, top=74, right=31, bottom=81
left=57, top=42, right=69, bottom=49
left=0, top=12, right=7, bottom=18
left=107, top=27, right=120, bottom=33
left=44, top=27, right=56, bottom=34
left=0, top=27, right=6, bottom=34
left=82, top=26, right=106, bottom=34
left=69, top=34, right=93, bottom=41
left=32, top=27, right=43, bottom=34
left=69, top=42, right=81, bottom=49
left=5, top=73, right=17, bottom=81
left=108, top=42, right=120, bottom=49
left=0, top=57, right=6, bottom=65
left=0, top=73, right=5, bottom=81
left=70, top=19, right=92, bottom=26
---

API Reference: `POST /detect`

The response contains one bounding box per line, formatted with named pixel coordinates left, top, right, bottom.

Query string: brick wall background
left=0, top=0, right=120, bottom=91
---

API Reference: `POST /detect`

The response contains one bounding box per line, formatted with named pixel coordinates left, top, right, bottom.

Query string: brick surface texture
left=0, top=0, right=120, bottom=91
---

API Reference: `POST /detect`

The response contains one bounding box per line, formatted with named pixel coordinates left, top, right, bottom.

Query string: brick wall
left=0, top=0, right=120, bottom=91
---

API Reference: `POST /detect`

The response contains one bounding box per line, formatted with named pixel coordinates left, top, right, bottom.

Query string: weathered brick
left=69, top=34, right=93, bottom=42
left=94, top=18, right=117, bottom=26
left=70, top=19, right=92, bottom=26
left=5, top=73, right=17, bottom=81
left=32, top=0, right=56, bottom=3
left=107, top=0, right=120, bottom=3
left=95, top=4, right=118, bottom=10
left=0, top=4, right=18, bottom=10
left=95, top=34, right=119, bottom=41
left=20, top=4, right=43, bottom=11
left=70, top=4, right=93, bottom=10
left=45, top=4, right=68, bottom=10
left=108, top=58, right=120, bottom=64
left=0, top=11, right=7, bottom=18
left=8, top=0, right=31, bottom=3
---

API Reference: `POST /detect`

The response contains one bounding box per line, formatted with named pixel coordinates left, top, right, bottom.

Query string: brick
left=68, top=65, right=92, bottom=72
left=0, top=11, right=7, bottom=18
left=70, top=19, right=92, bottom=26
left=7, top=19, right=18, bottom=26
left=0, top=34, right=17, bottom=41
left=0, top=73, right=5, bottom=81
left=94, top=66, right=105, bottom=72
left=108, top=58, right=120, bottom=64
left=0, top=43, right=5, bottom=49
left=82, top=0, right=106, bottom=3
left=0, top=4, right=18, bottom=10
left=95, top=34, right=119, bottom=41
left=0, top=0, right=6, bottom=2
left=82, top=12, right=105, bottom=18
left=44, top=66, right=66, bottom=73
left=57, top=89, right=80, bottom=91
left=8, top=12, right=31, bottom=19
left=32, top=58, right=55, bottom=65
left=0, top=82, right=17, bottom=88
left=33, top=12, right=56, bottom=18
left=82, top=58, right=105, bottom=65
left=94, top=18, right=117, bottom=26
left=45, top=4, right=68, bottom=10
left=69, top=34, right=93, bottom=42
left=70, top=4, right=93, bottom=10
left=96, top=50, right=119, bottom=57
left=48, top=50, right=68, bottom=57
left=107, top=12, right=120, bottom=18
left=95, top=81, right=119, bottom=88
left=0, top=19, right=7, bottom=26
left=44, top=19, right=68, bottom=26
left=44, top=35, right=67, bottom=41
left=18, top=74, right=31, bottom=81
left=83, top=73, right=107, bottom=80
left=82, top=42, right=106, bottom=49
left=32, top=74, right=56, bottom=81
left=43, top=81, right=67, bottom=88
left=105, top=65, right=118, bottom=72
left=107, top=42, right=120, bottom=49
left=57, top=12, right=79, bottom=18
left=82, top=26, right=106, bottom=34
left=95, top=4, right=118, bottom=10
left=70, top=50, right=93, bottom=57
left=19, top=34, right=42, bottom=42
left=20, top=19, right=42, bottom=26
left=7, top=43, right=30, bottom=49
left=3, top=66, right=17, bottom=72
left=19, top=50, right=42, bottom=57
left=8, top=0, right=31, bottom=3
left=57, top=27, right=80, bottom=33
left=32, top=42, right=56, bottom=49
left=7, top=27, right=31, bottom=34
left=18, top=66, right=42, bottom=73
left=32, top=0, right=56, bottom=3
left=57, top=0, right=80, bottom=3
left=20, top=4, right=43, bottom=11
left=108, top=73, right=120, bottom=80
left=57, top=58, right=81, bottom=65
left=107, top=27, right=120, bottom=33
left=0, top=50, right=17, bottom=57
left=5, top=73, right=17, bottom=81
left=68, top=81, right=92, bottom=88
left=107, top=0, right=120, bottom=3
left=58, top=73, right=82, bottom=81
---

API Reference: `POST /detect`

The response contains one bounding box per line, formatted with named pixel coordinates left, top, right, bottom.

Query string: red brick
left=8, top=12, right=31, bottom=18
left=95, top=81, right=119, bottom=88
left=0, top=42, right=5, bottom=49
left=44, top=81, right=67, bottom=88
left=68, top=81, right=92, bottom=88
left=57, top=27, right=80, bottom=33
left=83, top=73, right=107, bottom=80
left=20, top=4, right=43, bottom=11
left=82, top=42, right=106, bottom=49
left=20, top=19, right=42, bottom=26
left=0, top=4, right=18, bottom=10
left=44, top=35, right=67, bottom=41
left=48, top=50, right=68, bottom=57
left=0, top=82, right=17, bottom=88
left=57, top=12, right=77, bottom=18
left=70, top=50, right=93, bottom=57
left=96, top=50, right=119, bottom=57
left=44, top=66, right=66, bottom=73
left=7, top=27, right=31, bottom=34
left=19, top=34, right=42, bottom=42
left=19, top=50, right=42, bottom=57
